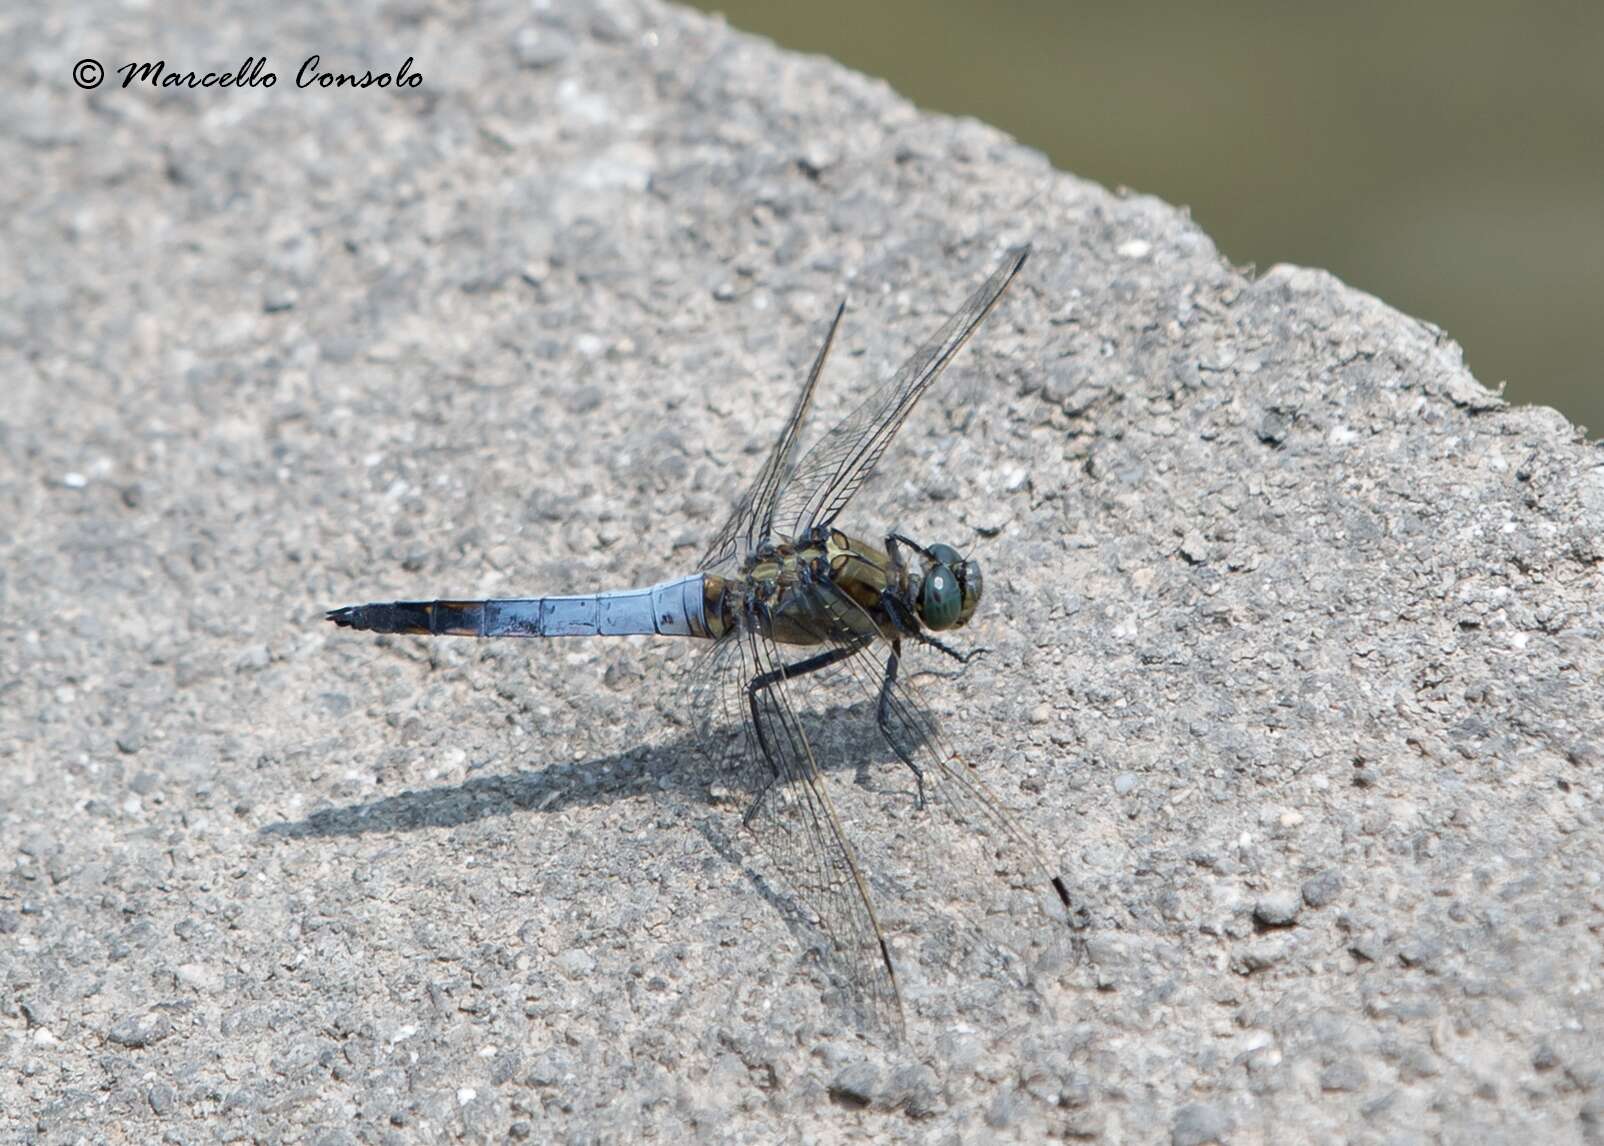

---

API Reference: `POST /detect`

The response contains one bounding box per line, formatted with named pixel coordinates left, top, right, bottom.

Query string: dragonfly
left=326, top=245, right=1072, bottom=1031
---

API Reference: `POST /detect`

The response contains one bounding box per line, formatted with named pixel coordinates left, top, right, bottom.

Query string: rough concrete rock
left=3, top=0, right=1600, bottom=1142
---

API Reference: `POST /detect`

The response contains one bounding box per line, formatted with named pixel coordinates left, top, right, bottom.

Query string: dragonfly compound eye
left=926, top=543, right=963, bottom=568
left=920, top=563, right=963, bottom=630
left=956, top=559, right=983, bottom=627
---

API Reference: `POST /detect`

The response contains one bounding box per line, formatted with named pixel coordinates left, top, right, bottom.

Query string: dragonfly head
left=916, top=542, right=983, bottom=631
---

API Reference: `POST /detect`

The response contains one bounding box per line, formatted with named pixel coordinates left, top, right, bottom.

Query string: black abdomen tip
left=325, top=602, right=433, bottom=633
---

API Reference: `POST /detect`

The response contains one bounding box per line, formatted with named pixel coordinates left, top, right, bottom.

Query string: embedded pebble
left=1254, top=889, right=1302, bottom=927
left=235, top=644, right=271, bottom=672
left=1301, top=871, right=1343, bottom=908
left=1172, top=1101, right=1234, bottom=1146
left=108, top=1012, right=174, bottom=1048
left=1398, top=937, right=1444, bottom=969
left=177, top=962, right=224, bottom=993
left=556, top=949, right=596, bottom=979
left=1234, top=938, right=1290, bottom=973
left=829, top=1061, right=880, bottom=1108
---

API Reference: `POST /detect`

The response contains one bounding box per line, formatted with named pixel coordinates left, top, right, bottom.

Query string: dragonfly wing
left=792, top=577, right=1074, bottom=919
left=697, top=303, right=845, bottom=572
left=770, top=246, right=1029, bottom=541
left=699, top=617, right=904, bottom=1032
left=685, top=629, right=748, bottom=772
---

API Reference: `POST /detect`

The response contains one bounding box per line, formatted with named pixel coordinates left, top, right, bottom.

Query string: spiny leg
left=878, top=587, right=988, bottom=665
left=876, top=640, right=929, bottom=810
left=886, top=531, right=936, bottom=566
left=916, top=631, right=988, bottom=665
left=743, top=641, right=869, bottom=824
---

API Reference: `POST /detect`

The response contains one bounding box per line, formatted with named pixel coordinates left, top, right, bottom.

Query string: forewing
left=770, top=246, right=1029, bottom=540
left=697, top=303, right=845, bottom=572
left=721, top=622, right=904, bottom=1033
left=796, top=580, right=1074, bottom=921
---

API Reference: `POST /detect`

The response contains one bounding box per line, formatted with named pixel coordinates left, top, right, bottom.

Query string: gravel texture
left=4, top=1, right=1602, bottom=1142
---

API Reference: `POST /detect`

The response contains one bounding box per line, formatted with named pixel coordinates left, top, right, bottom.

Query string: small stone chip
left=829, top=1061, right=880, bottom=1109
left=1257, top=410, right=1290, bottom=446
left=1301, top=870, right=1343, bottom=908
left=108, top=1012, right=174, bottom=1048
left=1398, top=937, right=1444, bottom=969
left=1254, top=889, right=1302, bottom=927
left=1172, top=1101, right=1234, bottom=1146
left=1234, top=938, right=1289, bottom=973
left=555, top=949, right=596, bottom=979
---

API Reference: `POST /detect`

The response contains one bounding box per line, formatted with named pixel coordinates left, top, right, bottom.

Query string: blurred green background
left=692, top=1, right=1604, bottom=435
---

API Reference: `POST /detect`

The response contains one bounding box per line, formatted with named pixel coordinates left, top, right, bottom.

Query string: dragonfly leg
left=879, top=585, right=987, bottom=665
left=917, top=632, right=988, bottom=665
left=742, top=642, right=869, bottom=824
left=886, top=531, right=937, bottom=566
left=877, top=583, right=923, bottom=638
left=876, top=640, right=928, bottom=811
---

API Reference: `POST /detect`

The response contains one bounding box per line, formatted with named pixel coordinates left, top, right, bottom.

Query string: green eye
left=927, top=543, right=963, bottom=568
left=921, top=564, right=962, bottom=630
left=955, top=559, right=983, bottom=626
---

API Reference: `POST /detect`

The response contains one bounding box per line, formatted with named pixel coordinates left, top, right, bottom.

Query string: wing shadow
left=258, top=697, right=919, bottom=840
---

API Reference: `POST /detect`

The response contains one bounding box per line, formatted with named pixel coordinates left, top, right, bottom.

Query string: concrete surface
left=4, top=1, right=1601, bottom=1142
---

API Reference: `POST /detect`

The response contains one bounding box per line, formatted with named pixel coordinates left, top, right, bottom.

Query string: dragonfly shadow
left=259, top=698, right=916, bottom=841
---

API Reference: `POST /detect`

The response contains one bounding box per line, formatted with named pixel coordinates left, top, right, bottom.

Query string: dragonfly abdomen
left=326, top=574, right=721, bottom=639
